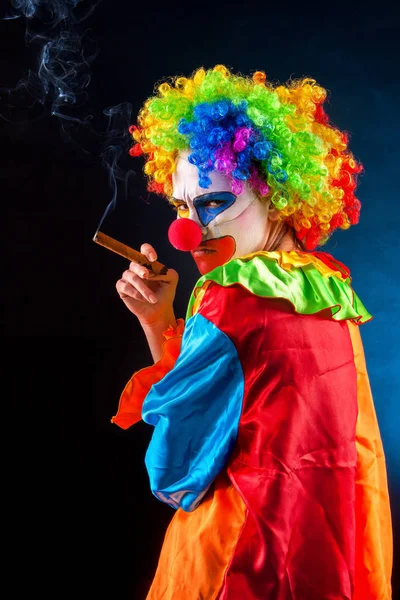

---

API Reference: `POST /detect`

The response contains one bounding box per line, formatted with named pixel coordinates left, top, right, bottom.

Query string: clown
left=112, top=66, right=393, bottom=600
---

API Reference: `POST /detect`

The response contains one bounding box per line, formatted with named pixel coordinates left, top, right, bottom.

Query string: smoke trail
left=1, top=0, right=138, bottom=226
left=96, top=101, right=137, bottom=233
left=1, top=0, right=100, bottom=133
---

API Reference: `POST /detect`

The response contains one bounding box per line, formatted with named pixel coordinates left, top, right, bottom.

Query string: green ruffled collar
left=186, top=251, right=372, bottom=324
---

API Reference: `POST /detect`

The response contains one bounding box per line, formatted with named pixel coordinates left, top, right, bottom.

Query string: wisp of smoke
left=2, top=1, right=99, bottom=125
left=1, top=0, right=137, bottom=222
left=99, top=102, right=137, bottom=231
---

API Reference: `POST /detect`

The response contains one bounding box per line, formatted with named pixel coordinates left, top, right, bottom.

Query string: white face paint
left=171, top=151, right=272, bottom=274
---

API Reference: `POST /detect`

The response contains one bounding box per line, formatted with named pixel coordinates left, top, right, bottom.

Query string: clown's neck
left=264, top=222, right=301, bottom=252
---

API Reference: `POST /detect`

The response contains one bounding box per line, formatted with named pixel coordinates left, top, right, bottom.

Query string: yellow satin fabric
left=242, top=250, right=347, bottom=279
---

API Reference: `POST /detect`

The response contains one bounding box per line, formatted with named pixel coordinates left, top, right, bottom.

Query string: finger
left=128, top=261, right=150, bottom=279
left=116, top=279, right=147, bottom=302
left=140, top=243, right=157, bottom=262
left=120, top=272, right=158, bottom=303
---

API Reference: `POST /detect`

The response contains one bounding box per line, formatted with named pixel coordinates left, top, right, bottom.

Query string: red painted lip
left=190, top=236, right=236, bottom=274
left=192, top=239, right=218, bottom=251
left=192, top=246, right=217, bottom=254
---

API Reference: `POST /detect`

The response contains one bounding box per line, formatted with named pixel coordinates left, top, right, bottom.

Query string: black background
left=2, top=1, right=399, bottom=598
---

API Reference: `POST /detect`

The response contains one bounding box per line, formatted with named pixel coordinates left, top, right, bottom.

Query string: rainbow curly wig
left=128, top=65, right=363, bottom=250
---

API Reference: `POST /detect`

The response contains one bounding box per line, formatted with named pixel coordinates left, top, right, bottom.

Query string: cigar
left=93, top=231, right=169, bottom=276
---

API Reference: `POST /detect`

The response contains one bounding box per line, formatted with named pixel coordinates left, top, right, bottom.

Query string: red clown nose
left=168, top=218, right=203, bottom=251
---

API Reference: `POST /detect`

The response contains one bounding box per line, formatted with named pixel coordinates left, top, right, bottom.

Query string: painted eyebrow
left=168, top=198, right=182, bottom=205
left=169, top=192, right=235, bottom=204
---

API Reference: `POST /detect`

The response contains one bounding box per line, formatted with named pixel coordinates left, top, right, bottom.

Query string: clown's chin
left=190, top=236, right=236, bottom=274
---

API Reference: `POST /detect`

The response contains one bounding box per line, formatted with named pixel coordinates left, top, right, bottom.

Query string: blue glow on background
left=323, top=82, right=400, bottom=492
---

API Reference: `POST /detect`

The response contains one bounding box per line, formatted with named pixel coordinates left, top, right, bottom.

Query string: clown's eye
left=193, top=192, right=236, bottom=226
left=172, top=203, right=189, bottom=214
left=205, top=200, right=224, bottom=208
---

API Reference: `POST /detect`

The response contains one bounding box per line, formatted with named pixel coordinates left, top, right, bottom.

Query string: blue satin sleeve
left=141, top=313, right=244, bottom=512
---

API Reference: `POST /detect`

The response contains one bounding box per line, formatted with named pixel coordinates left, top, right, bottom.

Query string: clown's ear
left=267, top=201, right=280, bottom=221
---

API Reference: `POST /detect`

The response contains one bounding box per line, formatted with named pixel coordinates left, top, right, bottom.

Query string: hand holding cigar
left=93, top=231, right=169, bottom=279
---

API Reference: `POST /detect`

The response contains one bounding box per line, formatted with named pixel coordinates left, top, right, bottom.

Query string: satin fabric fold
left=200, top=286, right=359, bottom=599
left=187, top=250, right=371, bottom=324
left=111, top=318, right=185, bottom=429
left=347, top=322, right=393, bottom=600
left=141, top=313, right=244, bottom=512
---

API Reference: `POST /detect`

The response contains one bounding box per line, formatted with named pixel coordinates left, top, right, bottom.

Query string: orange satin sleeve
left=111, top=319, right=185, bottom=430
left=347, top=321, right=393, bottom=600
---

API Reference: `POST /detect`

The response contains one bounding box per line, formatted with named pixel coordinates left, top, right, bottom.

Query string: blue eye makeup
left=193, top=192, right=236, bottom=226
